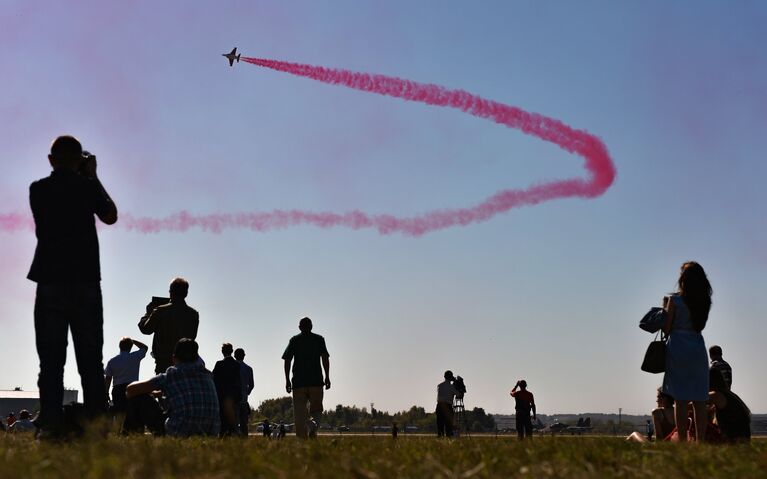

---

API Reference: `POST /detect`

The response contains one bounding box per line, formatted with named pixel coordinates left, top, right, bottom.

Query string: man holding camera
left=510, top=379, right=536, bottom=440
left=28, top=135, right=118, bottom=436
left=436, top=370, right=457, bottom=437
left=138, top=278, right=199, bottom=374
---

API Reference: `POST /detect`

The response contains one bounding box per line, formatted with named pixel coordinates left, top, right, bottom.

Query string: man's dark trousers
left=516, top=414, right=533, bottom=439
left=111, top=383, right=128, bottom=413
left=436, top=402, right=454, bottom=437
left=239, top=402, right=250, bottom=436
left=34, top=282, right=108, bottom=430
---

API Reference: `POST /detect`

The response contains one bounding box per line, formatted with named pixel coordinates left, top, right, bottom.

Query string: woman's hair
left=656, top=387, right=674, bottom=406
left=678, top=261, right=712, bottom=332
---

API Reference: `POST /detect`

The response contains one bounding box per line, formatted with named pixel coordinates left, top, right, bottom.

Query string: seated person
left=652, top=388, right=676, bottom=440
left=126, top=338, right=220, bottom=437
left=709, top=369, right=750, bottom=442
left=627, top=388, right=677, bottom=443
left=8, top=410, right=36, bottom=433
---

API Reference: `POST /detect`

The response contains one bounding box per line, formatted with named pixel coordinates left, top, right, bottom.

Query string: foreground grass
left=1, top=435, right=766, bottom=478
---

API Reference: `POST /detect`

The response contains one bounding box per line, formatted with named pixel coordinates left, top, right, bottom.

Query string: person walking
left=282, top=317, right=331, bottom=438
left=139, top=278, right=199, bottom=374
left=234, top=348, right=254, bottom=435
left=104, top=337, right=149, bottom=413
left=28, top=135, right=118, bottom=437
left=510, top=380, right=536, bottom=440
left=662, top=261, right=712, bottom=442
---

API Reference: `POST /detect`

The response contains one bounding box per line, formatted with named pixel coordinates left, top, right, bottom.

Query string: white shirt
left=105, top=348, right=147, bottom=386
left=437, top=380, right=456, bottom=404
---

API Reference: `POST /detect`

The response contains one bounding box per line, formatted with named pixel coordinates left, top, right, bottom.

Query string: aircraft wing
left=228, top=57, right=234, bottom=66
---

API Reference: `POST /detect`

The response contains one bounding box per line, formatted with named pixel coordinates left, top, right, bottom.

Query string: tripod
left=453, top=395, right=469, bottom=437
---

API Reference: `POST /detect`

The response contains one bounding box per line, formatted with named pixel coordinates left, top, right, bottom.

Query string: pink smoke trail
left=2, top=59, right=615, bottom=236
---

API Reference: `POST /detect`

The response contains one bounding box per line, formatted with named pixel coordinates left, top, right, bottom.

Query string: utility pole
left=619, top=408, right=622, bottom=433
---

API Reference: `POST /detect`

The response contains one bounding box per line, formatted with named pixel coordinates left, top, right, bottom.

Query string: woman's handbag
left=641, top=331, right=668, bottom=374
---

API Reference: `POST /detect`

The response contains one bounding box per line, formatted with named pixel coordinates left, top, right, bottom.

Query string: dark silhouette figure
left=392, top=422, right=399, bottom=439
left=510, top=379, right=536, bottom=440
left=435, top=370, right=456, bottom=437
left=213, top=342, right=242, bottom=436
left=709, top=369, right=750, bottom=442
left=709, top=345, right=733, bottom=390
left=261, top=419, right=272, bottom=438
left=234, top=348, right=254, bottom=436
left=282, top=317, right=331, bottom=439
left=28, top=135, right=118, bottom=436
left=139, top=278, right=199, bottom=374
left=126, top=338, right=220, bottom=437
left=104, top=337, right=148, bottom=413
left=662, top=261, right=712, bottom=442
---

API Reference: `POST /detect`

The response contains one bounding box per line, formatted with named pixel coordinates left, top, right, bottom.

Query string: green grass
left=1, top=435, right=765, bottom=478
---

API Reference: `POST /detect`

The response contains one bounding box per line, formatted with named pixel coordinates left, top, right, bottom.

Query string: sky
left=1, top=1, right=766, bottom=417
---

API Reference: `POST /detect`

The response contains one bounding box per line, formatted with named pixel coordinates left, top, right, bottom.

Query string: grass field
left=1, top=434, right=765, bottom=478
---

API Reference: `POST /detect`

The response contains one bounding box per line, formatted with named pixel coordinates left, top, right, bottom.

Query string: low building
left=0, top=389, right=78, bottom=419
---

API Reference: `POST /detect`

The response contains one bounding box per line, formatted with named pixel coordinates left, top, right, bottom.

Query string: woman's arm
left=662, top=297, right=676, bottom=334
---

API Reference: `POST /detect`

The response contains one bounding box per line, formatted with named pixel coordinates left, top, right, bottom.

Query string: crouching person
left=125, top=338, right=220, bottom=437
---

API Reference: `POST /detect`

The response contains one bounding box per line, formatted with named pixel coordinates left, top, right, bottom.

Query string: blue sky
left=1, top=1, right=765, bottom=416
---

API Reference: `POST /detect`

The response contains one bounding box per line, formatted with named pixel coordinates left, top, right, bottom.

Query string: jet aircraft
left=222, top=47, right=241, bottom=67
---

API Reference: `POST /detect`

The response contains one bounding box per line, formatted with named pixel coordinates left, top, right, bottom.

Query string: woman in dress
left=662, top=261, right=712, bottom=441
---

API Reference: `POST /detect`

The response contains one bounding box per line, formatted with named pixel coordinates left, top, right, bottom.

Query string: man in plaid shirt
left=127, top=338, right=220, bottom=436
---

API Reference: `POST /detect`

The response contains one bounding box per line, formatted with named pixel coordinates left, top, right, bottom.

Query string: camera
left=78, top=150, right=96, bottom=176
left=453, top=376, right=467, bottom=399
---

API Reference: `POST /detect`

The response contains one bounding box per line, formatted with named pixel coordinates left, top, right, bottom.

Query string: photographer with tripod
left=436, top=370, right=457, bottom=437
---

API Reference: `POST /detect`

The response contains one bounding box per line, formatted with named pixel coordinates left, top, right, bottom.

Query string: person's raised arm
left=131, top=338, right=149, bottom=351
left=662, top=297, right=676, bottom=335
left=322, top=354, right=331, bottom=390
left=284, top=359, right=292, bottom=393
left=126, top=378, right=158, bottom=399
left=82, top=155, right=117, bottom=225
left=138, top=302, right=159, bottom=335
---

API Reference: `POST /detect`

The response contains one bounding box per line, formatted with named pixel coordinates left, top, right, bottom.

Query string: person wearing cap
left=436, top=370, right=457, bottom=437
left=282, top=317, right=331, bottom=438
left=126, top=338, right=220, bottom=437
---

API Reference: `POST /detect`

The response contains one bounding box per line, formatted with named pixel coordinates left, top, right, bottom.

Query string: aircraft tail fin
left=236, top=54, right=241, bottom=63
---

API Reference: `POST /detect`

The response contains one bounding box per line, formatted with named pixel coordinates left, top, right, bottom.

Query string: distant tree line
left=254, top=397, right=496, bottom=432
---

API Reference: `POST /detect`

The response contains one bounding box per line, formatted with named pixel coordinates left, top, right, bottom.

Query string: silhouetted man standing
left=213, top=343, right=241, bottom=436
left=510, top=379, right=536, bottom=440
left=282, top=317, right=331, bottom=438
left=234, top=347, right=254, bottom=435
left=436, top=370, right=456, bottom=437
left=139, top=278, right=199, bottom=374
left=28, top=135, right=117, bottom=436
